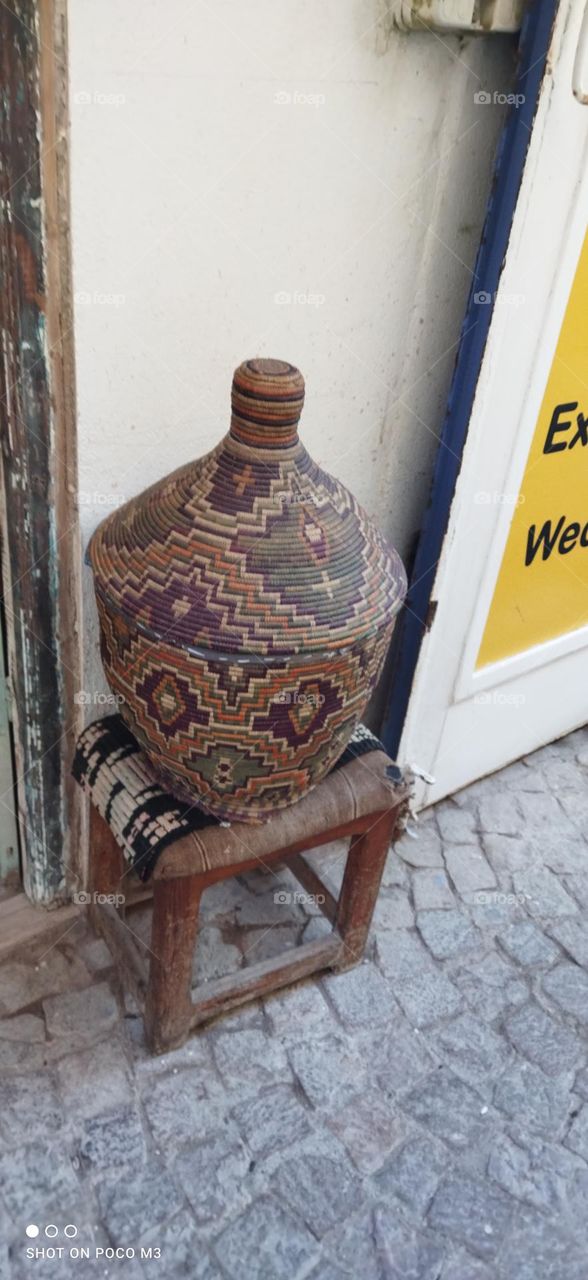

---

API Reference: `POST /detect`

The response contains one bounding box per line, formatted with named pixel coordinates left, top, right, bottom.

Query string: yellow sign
left=477, top=227, right=588, bottom=668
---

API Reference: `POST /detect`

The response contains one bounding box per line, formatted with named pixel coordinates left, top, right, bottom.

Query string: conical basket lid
left=88, top=358, right=406, bottom=659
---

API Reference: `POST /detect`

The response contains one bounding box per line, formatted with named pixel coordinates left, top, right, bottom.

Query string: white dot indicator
left=45, top=1225, right=58, bottom=1238
left=25, top=1225, right=39, bottom=1239
left=64, top=1225, right=78, bottom=1238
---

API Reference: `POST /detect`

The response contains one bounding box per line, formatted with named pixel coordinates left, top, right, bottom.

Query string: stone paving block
left=213, top=1029, right=289, bottom=1093
left=272, top=1151, right=362, bottom=1236
left=0, top=1139, right=78, bottom=1217
left=440, top=1251, right=493, bottom=1280
left=542, top=962, right=588, bottom=1027
left=573, top=1065, right=588, bottom=1101
left=242, top=924, right=302, bottom=965
left=517, top=791, right=577, bottom=836
left=481, top=834, right=536, bottom=874
left=79, top=936, right=113, bottom=973
left=436, top=803, right=478, bottom=845
left=140, top=1210, right=211, bottom=1280
left=0, top=1070, right=62, bottom=1144
left=428, top=1172, right=512, bottom=1261
left=134, top=1032, right=214, bottom=1077
left=467, top=895, right=525, bottom=931
left=232, top=1083, right=312, bottom=1157
left=396, top=823, right=444, bottom=868
left=369, top=1022, right=438, bottom=1097
left=381, top=850, right=410, bottom=889
left=401, top=1068, right=493, bottom=1151
left=0, top=952, right=89, bottom=1016
left=375, top=929, right=434, bottom=981
left=428, top=1012, right=511, bottom=1096
left=98, top=1165, right=185, bottom=1246
left=307, top=1265, right=349, bottom=1280
left=78, top=1104, right=146, bottom=1171
left=497, top=1206, right=588, bottom=1280
left=488, top=1130, right=583, bottom=1212
left=498, top=920, right=560, bottom=968
left=326, top=1091, right=409, bottom=1174
left=43, top=980, right=119, bottom=1045
left=303, top=915, right=332, bottom=944
left=454, top=952, right=528, bottom=1021
left=499, top=759, right=545, bottom=793
left=445, top=846, right=497, bottom=896
left=323, top=962, right=397, bottom=1029
left=234, top=893, right=305, bottom=929
left=546, top=919, right=588, bottom=969
left=0, top=1012, right=45, bottom=1042
left=565, top=1103, right=588, bottom=1160
left=413, top=868, right=456, bottom=911
left=143, top=1067, right=226, bottom=1151
left=374, top=1205, right=446, bottom=1279
left=417, top=909, right=479, bottom=960
left=477, top=794, right=522, bottom=837
left=493, top=1061, right=572, bottom=1137
left=212, top=1195, right=318, bottom=1280
left=374, top=1132, right=447, bottom=1214
left=372, top=887, right=414, bottom=930
left=57, top=1037, right=132, bottom=1120
left=514, top=868, right=578, bottom=919
left=505, top=1002, right=584, bottom=1077
left=394, top=968, right=463, bottom=1029
left=264, top=981, right=337, bottom=1041
left=174, top=1126, right=250, bottom=1223
left=288, top=1035, right=368, bottom=1110
left=541, top=835, right=588, bottom=875
left=563, top=873, right=588, bottom=909
left=194, top=926, right=242, bottom=982
left=558, top=790, right=588, bottom=828
left=323, top=1207, right=381, bottom=1280
left=0, top=1037, right=46, bottom=1073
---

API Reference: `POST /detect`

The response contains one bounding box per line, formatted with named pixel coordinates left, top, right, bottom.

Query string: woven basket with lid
left=88, top=358, right=406, bottom=822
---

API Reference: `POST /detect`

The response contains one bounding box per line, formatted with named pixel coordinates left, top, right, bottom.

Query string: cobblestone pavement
left=2, top=730, right=588, bottom=1279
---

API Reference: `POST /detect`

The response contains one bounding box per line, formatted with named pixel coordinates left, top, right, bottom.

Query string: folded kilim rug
left=72, top=714, right=401, bottom=882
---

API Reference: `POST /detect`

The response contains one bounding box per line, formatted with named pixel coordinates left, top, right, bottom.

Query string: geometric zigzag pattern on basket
left=71, top=713, right=391, bottom=881
left=87, top=358, right=406, bottom=821
left=96, top=600, right=391, bottom=822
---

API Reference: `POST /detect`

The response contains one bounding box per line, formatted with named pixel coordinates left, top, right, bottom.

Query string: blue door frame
left=381, top=0, right=561, bottom=758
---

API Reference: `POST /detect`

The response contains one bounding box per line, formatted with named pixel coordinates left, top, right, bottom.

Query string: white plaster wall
left=68, top=0, right=515, bottom=700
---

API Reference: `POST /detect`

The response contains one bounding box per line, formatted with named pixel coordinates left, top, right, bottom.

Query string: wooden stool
left=87, top=748, right=409, bottom=1054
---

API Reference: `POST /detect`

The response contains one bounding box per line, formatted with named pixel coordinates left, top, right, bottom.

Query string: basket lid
left=88, top=358, right=406, bottom=659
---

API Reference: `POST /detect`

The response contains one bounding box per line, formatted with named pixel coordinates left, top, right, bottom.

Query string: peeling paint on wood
left=0, top=0, right=81, bottom=903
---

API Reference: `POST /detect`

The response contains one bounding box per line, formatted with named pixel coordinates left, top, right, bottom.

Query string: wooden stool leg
left=144, top=876, right=202, bottom=1053
left=88, top=807, right=125, bottom=939
left=332, top=809, right=398, bottom=970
